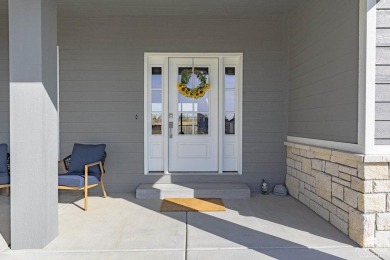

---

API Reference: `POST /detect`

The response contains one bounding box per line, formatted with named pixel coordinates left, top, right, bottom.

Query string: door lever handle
left=169, top=122, right=173, bottom=138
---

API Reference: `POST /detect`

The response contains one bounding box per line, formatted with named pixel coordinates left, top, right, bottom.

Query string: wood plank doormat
left=160, top=198, right=225, bottom=212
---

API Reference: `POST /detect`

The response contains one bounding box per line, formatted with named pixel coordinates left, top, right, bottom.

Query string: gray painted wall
left=58, top=14, right=290, bottom=192
left=288, top=0, right=359, bottom=143
left=376, top=1, right=390, bottom=144
left=0, top=1, right=363, bottom=195
left=0, top=0, right=9, bottom=146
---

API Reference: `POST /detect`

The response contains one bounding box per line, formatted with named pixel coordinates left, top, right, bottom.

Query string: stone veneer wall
left=285, top=142, right=390, bottom=247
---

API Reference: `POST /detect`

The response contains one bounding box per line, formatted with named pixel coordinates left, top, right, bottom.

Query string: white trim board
left=287, top=136, right=364, bottom=154
left=287, top=136, right=390, bottom=155
left=359, top=0, right=390, bottom=155
left=361, top=0, right=378, bottom=154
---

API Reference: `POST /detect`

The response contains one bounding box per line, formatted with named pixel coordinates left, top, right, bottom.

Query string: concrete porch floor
left=0, top=192, right=388, bottom=260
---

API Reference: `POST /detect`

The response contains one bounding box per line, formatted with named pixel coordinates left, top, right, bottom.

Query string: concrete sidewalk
left=0, top=193, right=387, bottom=259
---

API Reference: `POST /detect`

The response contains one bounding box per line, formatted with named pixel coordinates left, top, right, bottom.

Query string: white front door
left=168, top=58, right=219, bottom=172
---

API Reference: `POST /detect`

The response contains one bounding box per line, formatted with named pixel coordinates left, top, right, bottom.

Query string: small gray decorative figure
left=261, top=179, right=268, bottom=195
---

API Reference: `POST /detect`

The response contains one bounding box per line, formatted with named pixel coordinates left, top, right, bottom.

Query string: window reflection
left=152, top=67, right=162, bottom=90
left=225, top=67, right=235, bottom=89
left=225, top=91, right=235, bottom=111
left=178, top=113, right=193, bottom=135
left=152, top=67, right=162, bottom=135
left=177, top=67, right=210, bottom=136
left=224, top=67, right=236, bottom=135
left=152, top=90, right=162, bottom=112
left=197, top=113, right=209, bottom=135
left=152, top=113, right=162, bottom=135
left=225, top=113, right=235, bottom=135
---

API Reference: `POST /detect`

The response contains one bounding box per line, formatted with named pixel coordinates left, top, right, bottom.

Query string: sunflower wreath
left=177, top=69, right=210, bottom=99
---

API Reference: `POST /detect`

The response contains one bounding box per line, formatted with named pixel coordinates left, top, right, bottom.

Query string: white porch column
left=8, top=0, right=58, bottom=249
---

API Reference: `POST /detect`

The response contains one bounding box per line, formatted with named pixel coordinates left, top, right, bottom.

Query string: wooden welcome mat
left=160, top=198, right=225, bottom=212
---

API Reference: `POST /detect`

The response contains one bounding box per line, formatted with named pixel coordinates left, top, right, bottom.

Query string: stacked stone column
left=285, top=142, right=390, bottom=247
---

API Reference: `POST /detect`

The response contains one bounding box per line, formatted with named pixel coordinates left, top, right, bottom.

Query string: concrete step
left=136, top=183, right=251, bottom=199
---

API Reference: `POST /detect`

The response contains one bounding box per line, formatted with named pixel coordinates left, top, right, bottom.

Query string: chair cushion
left=68, top=143, right=106, bottom=179
left=58, top=174, right=99, bottom=188
left=0, top=173, right=10, bottom=185
left=0, top=144, right=8, bottom=174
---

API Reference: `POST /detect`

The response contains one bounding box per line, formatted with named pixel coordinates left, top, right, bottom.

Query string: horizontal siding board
left=60, top=101, right=142, bottom=112
left=375, top=139, right=390, bottom=145
left=290, top=54, right=357, bottom=90
left=375, top=121, right=390, bottom=138
left=242, top=153, right=286, bottom=163
left=242, top=133, right=285, bottom=143
left=243, top=91, right=284, bottom=102
left=290, top=127, right=357, bottom=144
left=60, top=112, right=144, bottom=125
left=376, top=84, right=390, bottom=101
left=243, top=82, right=286, bottom=92
left=377, top=29, right=390, bottom=46
left=60, top=70, right=143, bottom=81
left=377, top=10, right=390, bottom=28
left=376, top=66, right=390, bottom=83
left=60, top=91, right=143, bottom=102
left=289, top=87, right=358, bottom=111
left=60, top=122, right=144, bottom=133
left=61, top=142, right=144, bottom=154
left=61, top=133, right=143, bottom=143
left=289, top=103, right=357, bottom=122
left=289, top=70, right=356, bottom=99
left=376, top=103, right=390, bottom=120
left=376, top=47, right=390, bottom=64
left=243, top=121, right=286, bottom=132
left=376, top=0, right=390, bottom=9
left=243, top=102, right=285, bottom=112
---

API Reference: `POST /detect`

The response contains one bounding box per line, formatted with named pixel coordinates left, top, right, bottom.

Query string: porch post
left=8, top=0, right=58, bottom=249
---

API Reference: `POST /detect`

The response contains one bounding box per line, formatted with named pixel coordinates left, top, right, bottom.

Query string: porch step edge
left=136, top=183, right=251, bottom=199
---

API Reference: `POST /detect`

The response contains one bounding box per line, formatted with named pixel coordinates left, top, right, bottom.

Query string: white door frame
left=144, top=53, right=243, bottom=175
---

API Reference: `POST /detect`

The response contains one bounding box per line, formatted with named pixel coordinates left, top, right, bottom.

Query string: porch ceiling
left=58, top=0, right=305, bottom=17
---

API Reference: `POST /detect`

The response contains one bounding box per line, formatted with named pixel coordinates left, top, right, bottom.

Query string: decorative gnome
left=261, top=179, right=268, bottom=195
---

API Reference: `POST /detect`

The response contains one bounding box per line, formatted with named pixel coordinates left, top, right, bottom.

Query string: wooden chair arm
left=85, top=161, right=101, bottom=168
left=84, top=161, right=105, bottom=176
left=84, top=161, right=104, bottom=188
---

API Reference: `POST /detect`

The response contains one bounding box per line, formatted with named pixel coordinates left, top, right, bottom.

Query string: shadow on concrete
left=141, top=182, right=356, bottom=246
left=108, top=193, right=350, bottom=259
left=0, top=191, right=356, bottom=259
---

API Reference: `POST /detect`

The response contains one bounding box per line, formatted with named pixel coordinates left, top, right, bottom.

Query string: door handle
left=169, top=122, right=173, bottom=138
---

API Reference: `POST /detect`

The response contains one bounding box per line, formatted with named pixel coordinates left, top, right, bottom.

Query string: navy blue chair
left=0, top=143, right=10, bottom=196
left=58, top=143, right=107, bottom=211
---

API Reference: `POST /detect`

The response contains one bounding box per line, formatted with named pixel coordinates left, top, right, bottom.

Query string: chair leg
left=6, top=187, right=9, bottom=197
left=84, top=186, right=88, bottom=211
left=101, top=182, right=107, bottom=198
